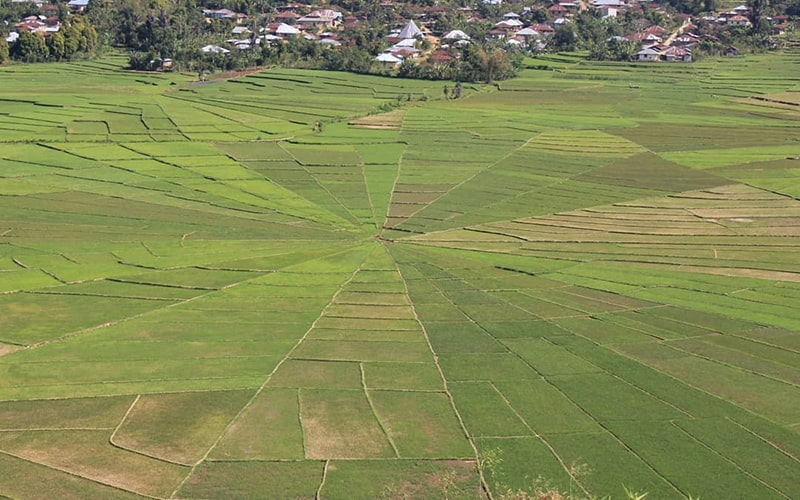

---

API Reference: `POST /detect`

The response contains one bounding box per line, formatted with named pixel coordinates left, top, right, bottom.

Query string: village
left=192, top=1, right=790, bottom=65
left=1, top=0, right=796, bottom=70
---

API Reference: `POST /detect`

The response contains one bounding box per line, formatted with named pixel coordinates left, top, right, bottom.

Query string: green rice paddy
left=1, top=51, right=800, bottom=498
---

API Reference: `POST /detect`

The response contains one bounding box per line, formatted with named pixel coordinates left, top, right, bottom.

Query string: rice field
left=1, top=51, right=800, bottom=498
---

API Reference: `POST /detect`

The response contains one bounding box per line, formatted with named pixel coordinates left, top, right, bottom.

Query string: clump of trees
left=398, top=44, right=521, bottom=83
left=6, top=17, right=98, bottom=63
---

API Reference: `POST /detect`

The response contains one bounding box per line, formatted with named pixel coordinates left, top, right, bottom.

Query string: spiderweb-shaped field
left=1, top=54, right=799, bottom=498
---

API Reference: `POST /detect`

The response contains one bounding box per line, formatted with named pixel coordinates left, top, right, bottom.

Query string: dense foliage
left=0, top=0, right=797, bottom=76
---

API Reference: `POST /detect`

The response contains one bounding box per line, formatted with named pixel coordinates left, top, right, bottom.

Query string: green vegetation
left=1, top=51, right=800, bottom=498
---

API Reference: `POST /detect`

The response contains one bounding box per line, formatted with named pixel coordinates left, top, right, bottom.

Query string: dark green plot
left=370, top=390, right=473, bottom=458
left=481, top=320, right=572, bottom=339
left=424, top=322, right=506, bottom=353
left=494, top=380, right=601, bottom=435
left=475, top=437, right=572, bottom=497
left=439, top=354, right=538, bottom=382
left=548, top=373, right=686, bottom=423
left=502, top=338, right=603, bottom=375
left=362, top=362, right=444, bottom=391
left=546, top=431, right=681, bottom=499
left=449, top=382, right=530, bottom=438
left=674, top=418, right=800, bottom=498
left=606, top=420, right=784, bottom=500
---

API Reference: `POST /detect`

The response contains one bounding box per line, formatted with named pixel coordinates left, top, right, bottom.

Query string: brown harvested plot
left=267, top=360, right=363, bottom=390
left=321, top=459, right=480, bottom=499
left=349, top=109, right=404, bottom=129
left=369, top=391, right=473, bottom=458
left=0, top=430, right=187, bottom=497
left=112, top=390, right=253, bottom=464
left=212, top=387, right=304, bottom=460
left=300, top=389, right=395, bottom=459
left=0, top=396, right=133, bottom=430
left=0, top=453, right=144, bottom=500
left=178, top=460, right=323, bottom=499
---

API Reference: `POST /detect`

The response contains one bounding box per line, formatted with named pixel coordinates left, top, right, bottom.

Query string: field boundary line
left=390, top=134, right=539, bottom=232
left=390, top=245, right=492, bottom=499
left=0, top=427, right=113, bottom=432
left=671, top=420, right=791, bottom=499
left=663, top=340, right=800, bottom=389
left=106, top=395, right=194, bottom=467
left=315, top=459, right=330, bottom=500
left=168, top=248, right=369, bottom=498
left=606, top=344, right=797, bottom=432
left=359, top=161, right=379, bottom=231
left=402, top=249, right=681, bottom=497
left=411, top=259, right=593, bottom=498
left=380, top=120, right=406, bottom=234
left=276, top=141, right=363, bottom=226
left=360, top=362, right=400, bottom=457
left=20, top=270, right=270, bottom=353
left=0, top=448, right=158, bottom=499
left=726, top=417, right=800, bottom=463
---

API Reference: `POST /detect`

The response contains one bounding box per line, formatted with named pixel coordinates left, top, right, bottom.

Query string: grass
left=2, top=51, right=800, bottom=497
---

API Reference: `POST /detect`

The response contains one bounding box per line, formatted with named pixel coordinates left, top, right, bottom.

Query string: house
left=727, top=15, right=750, bottom=27
left=275, top=23, right=300, bottom=36
left=663, top=46, right=691, bottom=62
left=275, top=11, right=300, bottom=22
left=297, top=9, right=342, bottom=28
left=397, top=19, right=422, bottom=39
left=636, top=47, right=660, bottom=61
left=67, top=0, right=88, bottom=11
left=495, top=19, right=524, bottom=30
left=724, top=45, right=740, bottom=56
left=443, top=29, right=470, bottom=41
left=600, top=7, right=619, bottom=18
left=376, top=52, right=403, bottom=66
left=201, top=44, right=230, bottom=54
left=429, top=50, right=454, bottom=64
left=515, top=27, right=540, bottom=37
left=593, top=0, right=626, bottom=6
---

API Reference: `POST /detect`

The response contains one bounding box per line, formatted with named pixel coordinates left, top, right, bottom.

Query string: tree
left=14, top=31, right=49, bottom=62
left=552, top=24, right=578, bottom=52
left=748, top=0, right=772, bottom=43
left=479, top=49, right=512, bottom=83
left=47, top=31, right=66, bottom=61
left=0, top=37, right=9, bottom=64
